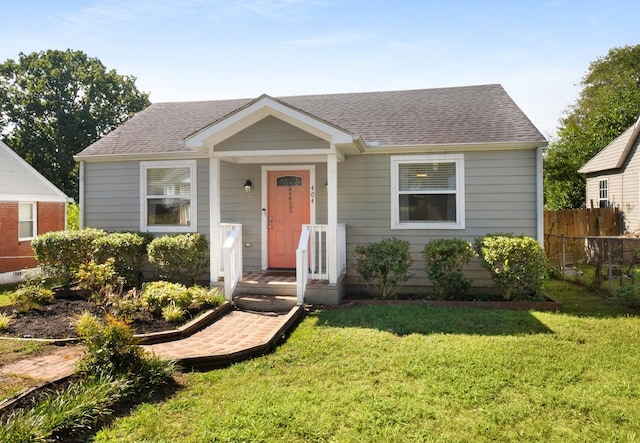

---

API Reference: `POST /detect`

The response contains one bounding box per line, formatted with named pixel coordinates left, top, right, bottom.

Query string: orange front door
left=268, top=170, right=310, bottom=269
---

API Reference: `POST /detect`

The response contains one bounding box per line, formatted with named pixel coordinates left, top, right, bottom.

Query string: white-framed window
left=140, top=160, right=197, bottom=233
left=18, top=202, right=37, bottom=240
left=598, top=179, right=608, bottom=208
left=390, top=154, right=465, bottom=229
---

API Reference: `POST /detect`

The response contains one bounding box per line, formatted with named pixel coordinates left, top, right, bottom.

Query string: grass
left=92, top=279, right=640, bottom=442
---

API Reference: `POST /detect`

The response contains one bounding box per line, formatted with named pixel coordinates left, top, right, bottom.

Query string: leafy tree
left=544, top=45, right=640, bottom=209
left=0, top=49, right=150, bottom=200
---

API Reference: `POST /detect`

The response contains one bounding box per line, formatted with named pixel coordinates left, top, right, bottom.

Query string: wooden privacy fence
left=544, top=207, right=622, bottom=263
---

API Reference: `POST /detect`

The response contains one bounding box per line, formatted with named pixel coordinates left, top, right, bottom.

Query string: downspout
left=536, top=146, right=544, bottom=244
left=79, top=160, right=85, bottom=229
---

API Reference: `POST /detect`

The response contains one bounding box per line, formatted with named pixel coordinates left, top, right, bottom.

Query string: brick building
left=0, top=140, right=68, bottom=274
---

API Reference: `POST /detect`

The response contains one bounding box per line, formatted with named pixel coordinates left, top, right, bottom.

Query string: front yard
left=91, top=280, right=640, bottom=442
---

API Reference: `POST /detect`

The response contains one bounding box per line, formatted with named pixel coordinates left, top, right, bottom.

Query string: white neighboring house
left=579, top=116, right=640, bottom=234
left=0, top=140, right=69, bottom=282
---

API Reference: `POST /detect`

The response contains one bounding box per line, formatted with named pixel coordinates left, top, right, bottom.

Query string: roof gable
left=75, top=84, right=546, bottom=159
left=0, top=140, right=68, bottom=202
left=579, top=116, right=640, bottom=174
left=184, top=94, right=356, bottom=150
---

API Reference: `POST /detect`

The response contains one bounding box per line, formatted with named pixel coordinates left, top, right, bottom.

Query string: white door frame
left=261, top=165, right=316, bottom=270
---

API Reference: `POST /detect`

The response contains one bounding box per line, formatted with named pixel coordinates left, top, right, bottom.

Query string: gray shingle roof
left=76, top=84, right=546, bottom=157
left=579, top=119, right=640, bottom=174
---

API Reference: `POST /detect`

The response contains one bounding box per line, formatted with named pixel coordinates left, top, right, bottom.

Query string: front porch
left=216, top=223, right=347, bottom=305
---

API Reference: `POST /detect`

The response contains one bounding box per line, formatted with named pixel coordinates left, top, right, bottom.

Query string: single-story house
left=74, top=84, right=547, bottom=304
left=0, top=140, right=69, bottom=275
left=579, top=116, right=640, bottom=233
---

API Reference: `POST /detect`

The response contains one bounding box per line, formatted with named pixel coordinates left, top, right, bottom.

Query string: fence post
left=561, top=233, right=566, bottom=276
left=607, top=237, right=613, bottom=295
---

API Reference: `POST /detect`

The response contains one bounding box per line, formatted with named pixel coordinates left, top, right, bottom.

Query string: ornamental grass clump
left=354, top=237, right=413, bottom=298
left=423, top=238, right=475, bottom=300
left=0, top=312, right=12, bottom=331
left=475, top=233, right=547, bottom=300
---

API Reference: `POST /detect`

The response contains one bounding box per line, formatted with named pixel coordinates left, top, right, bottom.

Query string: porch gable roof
left=184, top=94, right=361, bottom=152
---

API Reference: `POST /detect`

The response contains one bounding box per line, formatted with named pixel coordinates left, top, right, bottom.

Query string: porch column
left=209, top=157, right=221, bottom=283
left=327, top=152, right=338, bottom=283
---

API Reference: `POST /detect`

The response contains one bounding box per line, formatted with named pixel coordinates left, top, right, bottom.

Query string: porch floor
left=241, top=270, right=328, bottom=286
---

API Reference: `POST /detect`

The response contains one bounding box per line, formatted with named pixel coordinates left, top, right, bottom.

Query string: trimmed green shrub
left=611, top=284, right=640, bottom=309
left=423, top=238, right=475, bottom=299
left=147, top=233, right=208, bottom=284
left=141, top=281, right=192, bottom=314
left=354, top=237, right=414, bottom=298
left=475, top=233, right=547, bottom=300
left=31, top=228, right=106, bottom=286
left=10, top=278, right=54, bottom=312
left=93, top=232, right=150, bottom=287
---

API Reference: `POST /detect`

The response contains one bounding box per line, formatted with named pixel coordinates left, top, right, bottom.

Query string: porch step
left=235, top=281, right=297, bottom=297
left=234, top=294, right=298, bottom=312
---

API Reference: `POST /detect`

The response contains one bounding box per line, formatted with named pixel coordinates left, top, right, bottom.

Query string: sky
left=1, top=0, right=639, bottom=140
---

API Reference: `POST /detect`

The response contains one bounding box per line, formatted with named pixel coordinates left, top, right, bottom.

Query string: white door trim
left=261, top=165, right=316, bottom=270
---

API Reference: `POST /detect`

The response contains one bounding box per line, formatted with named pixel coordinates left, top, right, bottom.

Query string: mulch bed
left=0, top=293, right=180, bottom=340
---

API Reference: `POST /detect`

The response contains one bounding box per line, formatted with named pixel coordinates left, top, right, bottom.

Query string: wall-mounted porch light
left=244, top=180, right=252, bottom=193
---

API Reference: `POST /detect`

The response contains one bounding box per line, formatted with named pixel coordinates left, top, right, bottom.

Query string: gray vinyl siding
left=83, top=160, right=210, bottom=239
left=338, top=149, right=538, bottom=289
left=216, top=116, right=329, bottom=152
left=84, top=162, right=140, bottom=230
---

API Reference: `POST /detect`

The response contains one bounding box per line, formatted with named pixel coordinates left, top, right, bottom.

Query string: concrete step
left=234, top=294, right=298, bottom=312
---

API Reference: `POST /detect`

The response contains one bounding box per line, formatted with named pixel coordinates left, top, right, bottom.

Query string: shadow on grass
left=313, top=304, right=554, bottom=337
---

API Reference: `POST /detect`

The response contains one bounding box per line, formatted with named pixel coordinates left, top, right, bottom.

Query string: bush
left=31, top=228, right=106, bottom=286
left=66, top=202, right=80, bottom=231
left=611, top=284, right=640, bottom=309
left=141, top=281, right=192, bottom=314
left=423, top=239, right=475, bottom=299
left=354, top=237, right=414, bottom=298
left=93, top=232, right=150, bottom=287
left=108, top=290, right=144, bottom=322
left=10, top=278, right=54, bottom=312
left=147, top=233, right=208, bottom=284
left=190, top=286, right=225, bottom=310
left=75, top=258, right=121, bottom=301
left=75, top=312, right=144, bottom=375
left=475, top=234, right=547, bottom=300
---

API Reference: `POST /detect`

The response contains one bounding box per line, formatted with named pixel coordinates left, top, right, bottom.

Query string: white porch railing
left=222, top=228, right=242, bottom=302
left=296, top=229, right=310, bottom=305
left=297, top=224, right=346, bottom=302
left=301, top=224, right=346, bottom=281
left=219, top=223, right=242, bottom=277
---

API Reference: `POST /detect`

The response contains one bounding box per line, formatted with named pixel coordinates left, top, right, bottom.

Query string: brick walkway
left=0, top=306, right=303, bottom=385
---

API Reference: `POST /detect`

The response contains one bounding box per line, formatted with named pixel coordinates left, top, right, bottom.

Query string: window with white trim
left=391, top=154, right=465, bottom=229
left=18, top=202, right=36, bottom=240
left=598, top=179, right=608, bottom=208
left=140, top=161, right=197, bottom=232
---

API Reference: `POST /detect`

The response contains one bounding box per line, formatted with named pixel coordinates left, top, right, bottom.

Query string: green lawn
left=92, top=280, right=640, bottom=442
